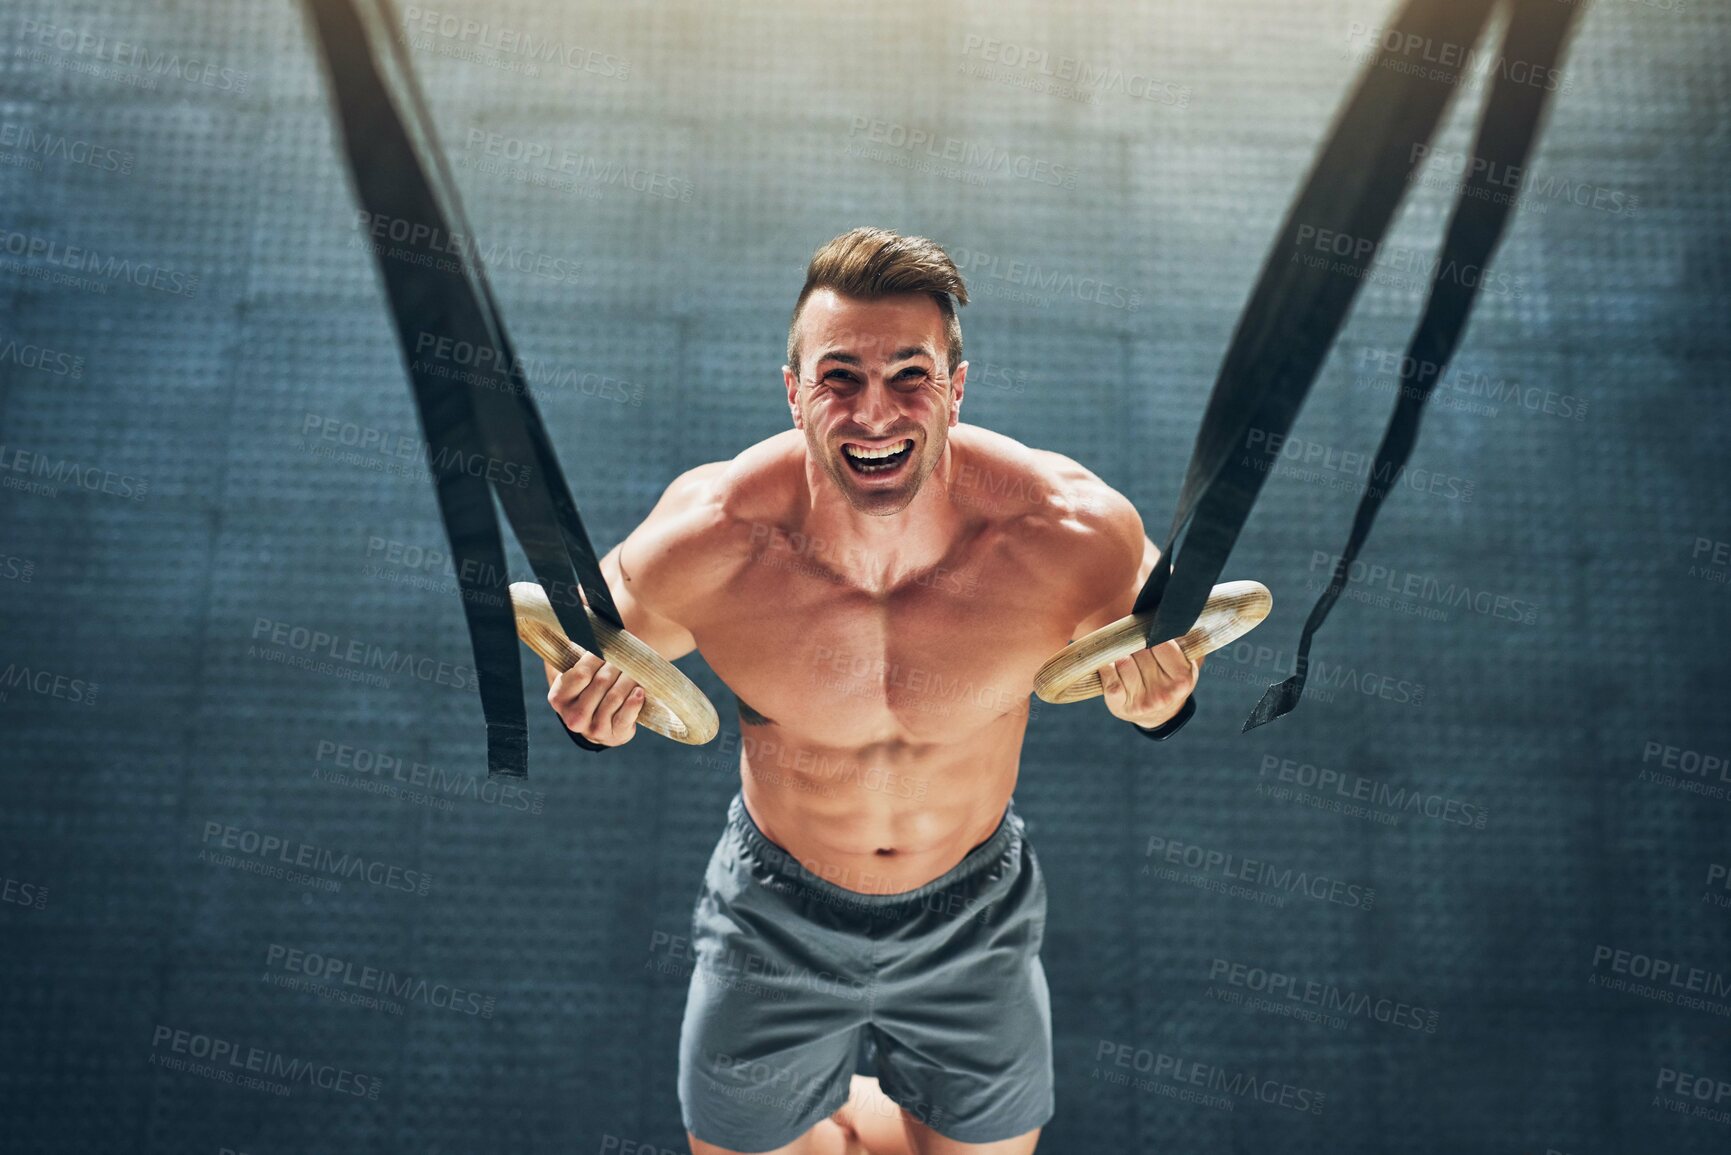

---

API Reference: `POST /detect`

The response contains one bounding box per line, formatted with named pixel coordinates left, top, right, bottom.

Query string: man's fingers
left=544, top=655, right=591, bottom=689
left=1147, top=640, right=1175, bottom=679
left=595, top=670, right=643, bottom=734
left=602, top=685, right=643, bottom=741
left=548, top=653, right=602, bottom=703
left=547, top=652, right=609, bottom=729
left=1129, top=646, right=1166, bottom=690
left=1114, top=654, right=1148, bottom=698
left=1149, top=639, right=1192, bottom=682
left=571, top=662, right=622, bottom=721
left=1098, top=659, right=1123, bottom=701
left=1172, top=640, right=1202, bottom=682
left=1151, top=641, right=1203, bottom=692
left=1095, top=642, right=1205, bottom=723
left=540, top=643, right=646, bottom=743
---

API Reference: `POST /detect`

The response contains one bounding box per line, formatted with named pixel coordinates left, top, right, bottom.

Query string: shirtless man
left=545, top=228, right=1202, bottom=1155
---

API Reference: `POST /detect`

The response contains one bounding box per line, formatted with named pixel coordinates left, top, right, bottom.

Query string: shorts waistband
left=726, top=791, right=1021, bottom=909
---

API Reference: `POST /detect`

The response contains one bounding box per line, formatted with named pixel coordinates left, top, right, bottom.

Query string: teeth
left=843, top=439, right=912, bottom=461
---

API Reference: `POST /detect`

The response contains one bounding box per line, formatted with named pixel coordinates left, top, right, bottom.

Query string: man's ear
left=783, top=364, right=803, bottom=429
left=949, top=360, right=967, bottom=425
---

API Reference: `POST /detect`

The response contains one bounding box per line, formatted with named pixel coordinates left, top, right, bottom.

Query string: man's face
left=783, top=288, right=966, bottom=516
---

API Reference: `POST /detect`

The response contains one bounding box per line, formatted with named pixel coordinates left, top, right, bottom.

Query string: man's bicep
left=593, top=464, right=726, bottom=661
left=595, top=542, right=696, bottom=660
left=1068, top=495, right=1159, bottom=641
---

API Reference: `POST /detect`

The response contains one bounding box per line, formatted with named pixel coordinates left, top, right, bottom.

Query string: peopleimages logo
left=1, top=876, right=48, bottom=910
left=0, top=444, right=148, bottom=501
left=846, top=117, right=1079, bottom=190
left=1215, top=639, right=1426, bottom=708
left=149, top=1025, right=381, bottom=1099
left=200, top=822, right=433, bottom=896
left=1290, top=223, right=1525, bottom=300
left=264, top=944, right=496, bottom=1018
left=958, top=35, right=1191, bottom=108
left=1590, top=945, right=1731, bottom=998
left=463, top=130, right=694, bottom=202
left=313, top=739, right=546, bottom=814
left=352, top=210, right=581, bottom=286
left=0, top=228, right=199, bottom=297
left=1256, top=754, right=1489, bottom=830
left=1092, top=1040, right=1326, bottom=1114
left=400, top=6, right=630, bottom=79
left=17, top=20, right=252, bottom=93
left=409, top=331, right=644, bottom=405
left=1244, top=427, right=1475, bottom=503
left=0, top=662, right=98, bottom=705
left=1588, top=944, right=1731, bottom=1020
left=1354, top=347, right=1589, bottom=422
left=1654, top=1066, right=1731, bottom=1126
left=1306, top=549, right=1539, bottom=627
left=249, top=616, right=476, bottom=691
left=1205, top=957, right=1441, bottom=1033
left=0, top=121, right=134, bottom=175
left=946, top=245, right=1141, bottom=311
left=0, top=336, right=85, bottom=380
left=300, top=411, right=534, bottom=488
left=1346, top=22, right=1573, bottom=94
left=1143, top=835, right=1376, bottom=910
left=1410, top=143, right=1637, bottom=218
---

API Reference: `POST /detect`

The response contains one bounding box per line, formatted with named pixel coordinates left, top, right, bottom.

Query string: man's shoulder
left=953, top=427, right=1147, bottom=629
left=642, top=432, right=803, bottom=563
left=952, top=425, right=1142, bottom=547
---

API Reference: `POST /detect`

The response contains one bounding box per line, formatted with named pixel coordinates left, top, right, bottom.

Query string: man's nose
left=852, top=377, right=901, bottom=428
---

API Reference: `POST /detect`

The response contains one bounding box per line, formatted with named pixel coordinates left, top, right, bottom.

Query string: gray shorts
left=678, top=791, right=1054, bottom=1151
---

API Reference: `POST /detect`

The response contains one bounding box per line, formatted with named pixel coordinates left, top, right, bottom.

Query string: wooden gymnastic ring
left=509, top=582, right=720, bottom=745
left=1033, top=580, right=1274, bottom=705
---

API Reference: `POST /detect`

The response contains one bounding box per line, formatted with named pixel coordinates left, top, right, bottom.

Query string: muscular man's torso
left=625, top=424, right=1142, bottom=895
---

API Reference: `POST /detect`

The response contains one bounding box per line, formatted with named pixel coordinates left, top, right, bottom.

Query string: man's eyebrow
left=814, top=346, right=932, bottom=367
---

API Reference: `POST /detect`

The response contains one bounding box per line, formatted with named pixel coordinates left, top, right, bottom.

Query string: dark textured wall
left=2, top=1, right=1728, bottom=1152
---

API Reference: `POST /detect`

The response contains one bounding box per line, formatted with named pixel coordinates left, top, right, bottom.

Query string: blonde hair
left=787, top=227, right=969, bottom=377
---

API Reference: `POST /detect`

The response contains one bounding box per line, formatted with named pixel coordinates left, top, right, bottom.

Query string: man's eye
left=824, top=371, right=858, bottom=384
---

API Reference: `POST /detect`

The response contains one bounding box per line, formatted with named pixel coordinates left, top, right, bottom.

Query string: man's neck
left=796, top=437, right=966, bottom=592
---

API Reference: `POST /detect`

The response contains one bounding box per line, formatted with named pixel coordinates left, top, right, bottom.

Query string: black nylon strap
left=1132, top=0, right=1500, bottom=650
left=1123, top=0, right=1577, bottom=733
left=1245, top=0, right=1583, bottom=728
left=304, top=0, right=625, bottom=778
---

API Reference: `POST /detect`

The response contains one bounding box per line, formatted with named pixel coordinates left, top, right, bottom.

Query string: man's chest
left=688, top=543, right=1078, bottom=744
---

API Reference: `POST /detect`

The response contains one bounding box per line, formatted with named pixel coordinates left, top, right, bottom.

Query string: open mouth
left=841, top=438, right=914, bottom=477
